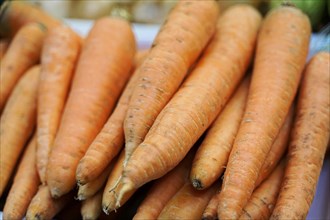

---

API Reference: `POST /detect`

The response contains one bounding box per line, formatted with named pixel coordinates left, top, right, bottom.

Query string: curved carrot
left=0, top=23, right=45, bottom=110
left=76, top=50, right=148, bottom=186
left=270, top=52, right=330, bottom=220
left=218, top=6, right=311, bottom=219
left=46, top=17, right=136, bottom=198
left=202, top=192, right=220, bottom=220
left=37, top=24, right=82, bottom=184
left=3, top=135, right=40, bottom=220
left=190, top=77, right=250, bottom=190
left=119, top=4, right=261, bottom=199
left=0, top=65, right=40, bottom=197
left=123, top=0, right=219, bottom=165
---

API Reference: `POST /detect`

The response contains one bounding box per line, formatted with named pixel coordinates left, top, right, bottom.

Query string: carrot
left=77, top=162, right=113, bottom=201
left=190, top=77, right=250, bottom=190
left=240, top=159, right=286, bottom=220
left=25, top=185, right=73, bottom=220
left=46, top=17, right=136, bottom=198
left=123, top=0, right=219, bottom=165
left=119, top=4, right=261, bottom=200
left=0, top=38, right=10, bottom=59
left=81, top=190, right=103, bottom=220
left=0, top=65, right=40, bottom=196
left=158, top=181, right=219, bottom=220
left=0, top=23, right=45, bottom=110
left=37, top=24, right=82, bottom=185
left=3, top=135, right=40, bottom=220
left=270, top=52, right=330, bottom=220
left=202, top=192, right=220, bottom=220
left=133, top=49, right=149, bottom=69
left=0, top=1, right=60, bottom=37
left=133, top=151, right=193, bottom=220
left=76, top=50, right=148, bottom=186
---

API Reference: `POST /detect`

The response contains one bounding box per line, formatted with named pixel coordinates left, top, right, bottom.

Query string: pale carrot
left=202, top=192, right=220, bottom=220
left=0, top=23, right=45, bottom=110
left=118, top=4, right=261, bottom=200
left=76, top=50, right=148, bottom=186
left=190, top=77, right=250, bottom=190
left=123, top=0, right=219, bottom=165
left=240, top=160, right=286, bottom=220
left=0, top=65, right=40, bottom=196
left=81, top=190, right=103, bottom=220
left=37, top=24, right=82, bottom=184
left=270, top=52, right=330, bottom=219
left=46, top=17, right=136, bottom=198
left=218, top=6, right=311, bottom=219
left=3, top=135, right=40, bottom=220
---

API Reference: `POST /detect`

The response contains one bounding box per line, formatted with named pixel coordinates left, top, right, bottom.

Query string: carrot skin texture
left=218, top=6, right=311, bottom=219
left=0, top=23, right=45, bottom=110
left=46, top=17, right=136, bottom=198
left=81, top=190, right=103, bottom=220
left=3, top=135, right=40, bottom=220
left=191, top=77, right=250, bottom=190
left=120, top=4, right=261, bottom=195
left=124, top=0, right=220, bottom=163
left=0, top=65, right=40, bottom=197
left=76, top=50, right=148, bottom=186
left=270, top=52, right=330, bottom=220
left=37, top=25, right=82, bottom=185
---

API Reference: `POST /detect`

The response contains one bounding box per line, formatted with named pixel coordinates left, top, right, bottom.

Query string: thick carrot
left=37, top=24, right=82, bottom=185
left=240, top=160, right=286, bottom=220
left=158, top=181, right=219, bottom=220
left=119, top=4, right=261, bottom=199
left=218, top=6, right=311, bottom=219
left=25, top=185, right=73, bottom=220
left=0, top=1, right=60, bottom=37
left=0, top=38, right=10, bottom=59
left=0, top=23, right=45, bottom=110
left=46, top=17, right=136, bottom=198
left=133, top=151, right=193, bottom=220
left=270, top=52, right=330, bottom=220
left=190, top=77, right=250, bottom=190
left=81, top=190, right=103, bottom=220
left=123, top=0, right=219, bottom=164
left=202, top=192, right=220, bottom=220
left=0, top=65, right=40, bottom=196
left=76, top=50, right=148, bottom=185
left=3, top=135, right=40, bottom=220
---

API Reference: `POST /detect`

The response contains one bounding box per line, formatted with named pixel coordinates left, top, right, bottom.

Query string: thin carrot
left=158, top=181, right=219, bottom=220
left=190, top=77, right=250, bottom=190
left=37, top=24, right=82, bottom=184
left=46, top=17, right=136, bottom=198
left=0, top=38, right=10, bottom=59
left=0, top=65, right=40, bottom=197
left=118, top=4, right=261, bottom=201
left=81, top=190, right=103, bottom=220
left=3, top=135, right=40, bottom=220
left=240, top=159, right=286, bottom=220
left=270, top=52, right=330, bottom=220
left=133, top=151, right=193, bottom=220
left=0, top=23, right=46, bottom=110
left=0, top=1, right=60, bottom=37
left=25, top=185, right=73, bottom=220
left=123, top=0, right=219, bottom=165
left=202, top=192, right=220, bottom=220
left=76, top=50, right=148, bottom=186
left=217, top=6, right=311, bottom=219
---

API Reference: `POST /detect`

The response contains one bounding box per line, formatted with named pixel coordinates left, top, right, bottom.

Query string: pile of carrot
left=0, top=1, right=329, bottom=219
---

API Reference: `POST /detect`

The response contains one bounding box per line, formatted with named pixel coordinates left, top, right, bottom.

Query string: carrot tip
left=192, top=178, right=204, bottom=190
left=76, top=194, right=85, bottom=201
left=49, top=187, right=61, bottom=199
left=102, top=204, right=110, bottom=215
left=116, top=179, right=134, bottom=207
left=201, top=215, right=214, bottom=220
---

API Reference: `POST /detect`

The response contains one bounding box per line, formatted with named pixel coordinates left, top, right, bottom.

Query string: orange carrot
left=3, top=135, right=40, bottom=220
left=270, top=52, right=330, bottom=220
left=81, top=190, right=103, bottom=220
left=202, top=192, right=220, bottom=220
left=0, top=38, right=10, bottom=59
left=0, top=1, right=60, bottom=37
left=26, top=185, right=73, bottom=220
left=46, top=17, right=136, bottom=198
left=76, top=50, right=148, bottom=186
left=158, top=181, right=219, bottom=220
left=123, top=0, right=219, bottom=164
left=133, top=49, right=149, bottom=69
left=37, top=25, right=82, bottom=184
left=119, top=4, right=261, bottom=200
left=133, top=151, right=193, bottom=220
left=240, top=160, right=286, bottom=220
left=217, top=6, right=311, bottom=219
left=191, top=77, right=250, bottom=190
left=0, top=65, right=40, bottom=196
left=0, top=23, right=45, bottom=110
